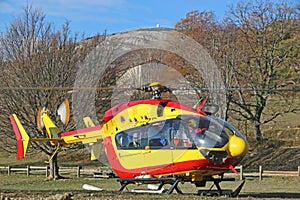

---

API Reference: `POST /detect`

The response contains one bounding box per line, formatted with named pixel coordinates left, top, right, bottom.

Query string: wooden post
left=77, top=166, right=81, bottom=178
left=240, top=165, right=244, bottom=180
left=27, top=165, right=30, bottom=176
left=298, top=166, right=300, bottom=178
left=7, top=166, right=11, bottom=176
left=259, top=165, right=263, bottom=181
left=46, top=166, right=49, bottom=178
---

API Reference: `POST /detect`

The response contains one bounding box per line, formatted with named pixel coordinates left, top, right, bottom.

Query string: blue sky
left=0, top=0, right=236, bottom=36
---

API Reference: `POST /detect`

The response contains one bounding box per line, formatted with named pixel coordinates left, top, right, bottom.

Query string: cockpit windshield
left=183, top=115, right=229, bottom=148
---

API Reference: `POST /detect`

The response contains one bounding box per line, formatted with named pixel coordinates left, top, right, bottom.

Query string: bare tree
left=227, top=0, right=300, bottom=142
left=0, top=5, right=100, bottom=179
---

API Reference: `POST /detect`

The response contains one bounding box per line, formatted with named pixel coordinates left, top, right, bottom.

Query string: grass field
left=0, top=173, right=299, bottom=200
left=1, top=101, right=299, bottom=199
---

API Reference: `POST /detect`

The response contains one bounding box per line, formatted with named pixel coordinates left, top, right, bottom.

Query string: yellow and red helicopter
left=9, top=82, right=249, bottom=196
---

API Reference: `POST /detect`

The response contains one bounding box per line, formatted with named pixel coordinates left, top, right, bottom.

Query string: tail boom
left=10, top=113, right=104, bottom=161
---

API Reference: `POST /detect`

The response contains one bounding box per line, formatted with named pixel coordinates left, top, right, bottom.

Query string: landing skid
left=117, top=177, right=183, bottom=194
left=117, top=177, right=245, bottom=197
left=198, top=177, right=245, bottom=197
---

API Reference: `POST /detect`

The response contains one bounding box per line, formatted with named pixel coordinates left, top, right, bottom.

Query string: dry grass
left=0, top=173, right=299, bottom=199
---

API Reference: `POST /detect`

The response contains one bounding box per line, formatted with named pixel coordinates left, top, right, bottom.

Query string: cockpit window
left=115, top=122, right=170, bottom=149
left=115, top=119, right=194, bottom=150
left=115, top=127, right=145, bottom=149
left=115, top=115, right=230, bottom=150
left=147, top=121, right=169, bottom=147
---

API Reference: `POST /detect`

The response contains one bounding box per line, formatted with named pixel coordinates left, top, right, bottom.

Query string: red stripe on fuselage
left=103, top=136, right=237, bottom=178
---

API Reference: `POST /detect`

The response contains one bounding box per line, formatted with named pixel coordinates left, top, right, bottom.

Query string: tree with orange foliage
left=175, top=0, right=300, bottom=142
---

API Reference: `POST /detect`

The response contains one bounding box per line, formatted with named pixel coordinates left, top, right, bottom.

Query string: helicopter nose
left=227, top=134, right=249, bottom=157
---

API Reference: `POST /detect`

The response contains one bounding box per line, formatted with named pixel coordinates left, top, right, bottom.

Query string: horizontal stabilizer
left=9, top=114, right=30, bottom=160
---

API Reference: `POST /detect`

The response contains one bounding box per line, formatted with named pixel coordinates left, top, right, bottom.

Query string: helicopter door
left=115, top=123, right=173, bottom=171
left=169, top=119, right=198, bottom=164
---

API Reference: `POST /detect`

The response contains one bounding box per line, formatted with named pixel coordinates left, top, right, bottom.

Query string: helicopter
left=9, top=82, right=249, bottom=197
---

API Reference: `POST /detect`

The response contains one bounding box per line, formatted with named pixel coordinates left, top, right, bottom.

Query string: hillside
left=243, top=139, right=300, bottom=171
left=243, top=128, right=300, bottom=171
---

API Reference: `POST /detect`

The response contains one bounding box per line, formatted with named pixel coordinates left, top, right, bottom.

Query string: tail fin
left=9, top=114, right=30, bottom=160
left=83, top=117, right=97, bottom=160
